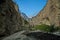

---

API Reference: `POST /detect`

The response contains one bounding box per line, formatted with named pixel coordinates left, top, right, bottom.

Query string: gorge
left=0, top=0, right=60, bottom=40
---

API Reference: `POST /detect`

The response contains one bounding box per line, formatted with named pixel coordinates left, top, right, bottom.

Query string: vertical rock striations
left=29, top=0, right=60, bottom=27
left=0, top=0, right=23, bottom=37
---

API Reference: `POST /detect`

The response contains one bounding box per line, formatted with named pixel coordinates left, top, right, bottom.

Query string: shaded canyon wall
left=0, top=0, right=24, bottom=37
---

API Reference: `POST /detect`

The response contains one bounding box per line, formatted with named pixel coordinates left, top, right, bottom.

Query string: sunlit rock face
left=29, top=0, right=60, bottom=27
left=0, top=0, right=23, bottom=38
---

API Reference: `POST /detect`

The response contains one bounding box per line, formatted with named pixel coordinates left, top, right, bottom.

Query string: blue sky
left=13, top=0, right=47, bottom=18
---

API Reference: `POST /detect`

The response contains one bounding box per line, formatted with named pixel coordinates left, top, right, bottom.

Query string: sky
left=13, top=0, right=47, bottom=18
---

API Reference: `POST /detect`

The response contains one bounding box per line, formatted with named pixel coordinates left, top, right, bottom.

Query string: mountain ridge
left=29, top=0, right=60, bottom=27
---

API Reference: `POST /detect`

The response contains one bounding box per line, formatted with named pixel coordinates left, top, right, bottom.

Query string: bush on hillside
left=32, top=24, right=60, bottom=32
left=33, top=24, right=50, bottom=32
left=24, top=20, right=29, bottom=24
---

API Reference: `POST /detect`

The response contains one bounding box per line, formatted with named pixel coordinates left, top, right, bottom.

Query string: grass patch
left=33, top=24, right=50, bottom=32
left=32, top=24, right=60, bottom=32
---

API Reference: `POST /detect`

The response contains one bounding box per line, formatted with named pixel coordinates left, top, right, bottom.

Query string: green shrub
left=54, top=27, right=60, bottom=31
left=32, top=24, right=60, bottom=32
left=24, top=20, right=29, bottom=24
left=33, top=24, right=51, bottom=32
left=32, top=24, right=60, bottom=33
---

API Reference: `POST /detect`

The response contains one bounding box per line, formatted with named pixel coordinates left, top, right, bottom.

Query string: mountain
left=21, top=12, right=29, bottom=21
left=29, top=0, right=60, bottom=27
left=0, top=0, right=25, bottom=38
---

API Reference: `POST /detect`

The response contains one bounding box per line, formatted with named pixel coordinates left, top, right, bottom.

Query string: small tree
left=49, top=25, right=55, bottom=32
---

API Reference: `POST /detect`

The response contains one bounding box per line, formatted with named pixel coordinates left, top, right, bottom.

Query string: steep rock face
left=0, top=0, right=23, bottom=37
left=29, top=0, right=60, bottom=27
left=21, top=13, right=29, bottom=21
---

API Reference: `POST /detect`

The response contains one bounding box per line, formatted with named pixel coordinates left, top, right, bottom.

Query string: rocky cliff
left=29, top=0, right=60, bottom=27
left=0, top=0, right=23, bottom=38
left=21, top=12, right=29, bottom=21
